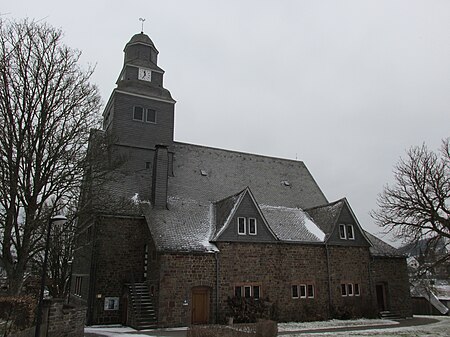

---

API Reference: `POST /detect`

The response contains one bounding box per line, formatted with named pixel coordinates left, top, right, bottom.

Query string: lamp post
left=34, top=214, right=67, bottom=337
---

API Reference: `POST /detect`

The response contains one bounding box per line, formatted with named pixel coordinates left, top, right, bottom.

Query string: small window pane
left=235, top=286, right=242, bottom=298
left=292, top=285, right=299, bottom=298
left=307, top=284, right=314, bottom=298
left=347, top=225, right=354, bottom=239
left=348, top=283, right=354, bottom=296
left=341, top=284, right=347, bottom=296
left=133, top=106, right=144, bottom=121
left=238, top=217, right=246, bottom=235
left=355, top=283, right=360, bottom=296
left=248, top=218, right=257, bottom=235
left=146, top=109, right=156, bottom=123
left=339, top=224, right=346, bottom=239
left=244, top=286, right=251, bottom=298
left=300, top=285, right=306, bottom=298
left=253, top=286, right=260, bottom=299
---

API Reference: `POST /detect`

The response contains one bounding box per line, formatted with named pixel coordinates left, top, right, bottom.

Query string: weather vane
left=139, top=18, right=146, bottom=33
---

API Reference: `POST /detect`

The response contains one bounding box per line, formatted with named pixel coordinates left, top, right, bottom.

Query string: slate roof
left=304, top=199, right=344, bottom=235
left=142, top=196, right=218, bottom=253
left=141, top=192, right=327, bottom=253
left=364, top=231, right=404, bottom=257
left=169, top=142, right=328, bottom=209
left=260, top=205, right=325, bottom=243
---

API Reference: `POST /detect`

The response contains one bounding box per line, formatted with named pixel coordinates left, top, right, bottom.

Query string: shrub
left=226, top=296, right=275, bottom=323
left=0, top=296, right=36, bottom=333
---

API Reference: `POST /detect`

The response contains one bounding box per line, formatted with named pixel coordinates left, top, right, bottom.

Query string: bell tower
left=102, top=32, right=176, bottom=151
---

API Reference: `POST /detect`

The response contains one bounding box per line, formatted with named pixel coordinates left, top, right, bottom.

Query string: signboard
left=104, top=297, right=119, bottom=311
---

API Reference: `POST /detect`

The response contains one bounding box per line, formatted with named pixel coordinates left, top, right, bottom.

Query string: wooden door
left=191, top=287, right=209, bottom=324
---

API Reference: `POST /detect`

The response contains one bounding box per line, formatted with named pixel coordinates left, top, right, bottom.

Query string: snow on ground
left=84, top=325, right=153, bottom=337
left=278, top=318, right=398, bottom=331
left=284, top=316, right=450, bottom=337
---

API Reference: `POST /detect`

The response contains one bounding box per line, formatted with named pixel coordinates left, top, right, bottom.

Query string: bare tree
left=372, top=138, right=450, bottom=274
left=0, top=19, right=101, bottom=295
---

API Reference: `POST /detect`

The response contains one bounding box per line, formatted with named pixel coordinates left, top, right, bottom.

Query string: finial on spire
left=139, top=18, right=146, bottom=33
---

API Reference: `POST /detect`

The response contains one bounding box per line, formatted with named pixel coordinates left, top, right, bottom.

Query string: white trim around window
left=237, top=217, right=246, bottom=235
left=248, top=218, right=257, bottom=235
left=339, top=224, right=355, bottom=240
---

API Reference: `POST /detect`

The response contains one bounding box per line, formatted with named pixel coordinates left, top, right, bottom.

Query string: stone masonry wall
left=91, top=216, right=150, bottom=325
left=327, top=246, right=375, bottom=318
left=157, top=253, right=217, bottom=327
left=371, top=257, right=412, bottom=318
left=46, top=299, right=86, bottom=337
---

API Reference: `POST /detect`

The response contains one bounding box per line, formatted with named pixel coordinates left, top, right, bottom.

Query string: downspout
left=87, top=218, right=98, bottom=325
left=215, top=251, right=220, bottom=324
left=325, top=242, right=333, bottom=318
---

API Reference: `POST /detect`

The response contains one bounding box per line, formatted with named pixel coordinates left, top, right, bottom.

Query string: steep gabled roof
left=212, top=187, right=278, bottom=241
left=168, top=142, right=328, bottom=209
left=260, top=205, right=325, bottom=243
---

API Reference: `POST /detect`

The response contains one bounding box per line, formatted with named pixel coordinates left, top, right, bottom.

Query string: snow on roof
left=261, top=205, right=325, bottom=242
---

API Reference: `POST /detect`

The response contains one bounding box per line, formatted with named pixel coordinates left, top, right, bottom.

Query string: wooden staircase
left=127, top=283, right=157, bottom=329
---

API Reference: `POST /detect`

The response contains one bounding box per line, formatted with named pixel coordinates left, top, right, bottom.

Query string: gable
left=214, top=190, right=277, bottom=243
left=327, top=200, right=371, bottom=247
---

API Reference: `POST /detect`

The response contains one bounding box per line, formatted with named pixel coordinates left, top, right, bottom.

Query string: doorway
left=376, top=283, right=387, bottom=311
left=191, top=287, right=210, bottom=324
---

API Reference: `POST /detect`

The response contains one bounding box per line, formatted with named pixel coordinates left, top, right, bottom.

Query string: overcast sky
left=4, top=1, right=450, bottom=244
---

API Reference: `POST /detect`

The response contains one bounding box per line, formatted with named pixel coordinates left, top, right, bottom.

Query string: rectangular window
left=292, top=285, right=299, bottom=299
left=146, top=109, right=157, bottom=123
left=248, top=218, right=257, bottom=235
left=339, top=224, right=346, bottom=239
left=348, top=283, right=354, bottom=296
left=307, top=284, right=314, bottom=298
left=244, top=286, right=252, bottom=298
left=354, top=283, right=360, bottom=296
left=235, top=286, right=242, bottom=298
left=238, top=217, right=246, bottom=235
left=346, top=225, right=355, bottom=240
left=300, top=284, right=307, bottom=298
left=253, top=286, right=260, bottom=299
left=341, top=283, right=347, bottom=296
left=74, top=276, right=82, bottom=296
left=133, top=106, right=144, bottom=121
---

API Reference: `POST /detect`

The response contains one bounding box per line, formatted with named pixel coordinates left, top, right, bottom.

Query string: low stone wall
left=46, top=299, right=86, bottom=337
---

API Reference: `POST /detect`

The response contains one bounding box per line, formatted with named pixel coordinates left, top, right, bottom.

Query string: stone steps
left=127, top=283, right=157, bottom=329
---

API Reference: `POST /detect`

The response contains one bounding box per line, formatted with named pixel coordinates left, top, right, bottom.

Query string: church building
left=71, top=32, right=412, bottom=329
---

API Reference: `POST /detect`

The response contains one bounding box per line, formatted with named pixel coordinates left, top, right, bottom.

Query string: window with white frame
left=248, top=218, right=257, bottom=235
left=235, top=284, right=261, bottom=299
left=292, top=285, right=299, bottom=299
left=354, top=283, right=360, bottom=296
left=292, top=283, right=315, bottom=299
left=341, top=283, right=360, bottom=297
left=341, top=283, right=347, bottom=296
left=339, top=224, right=355, bottom=240
left=237, top=217, right=246, bottom=235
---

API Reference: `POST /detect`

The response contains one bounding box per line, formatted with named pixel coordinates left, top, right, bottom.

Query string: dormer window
left=339, top=224, right=355, bottom=240
left=237, top=217, right=257, bottom=236
left=238, top=217, right=246, bottom=235
left=248, top=218, right=257, bottom=235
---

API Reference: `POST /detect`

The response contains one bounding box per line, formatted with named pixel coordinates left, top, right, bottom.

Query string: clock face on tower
left=138, top=68, right=152, bottom=82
